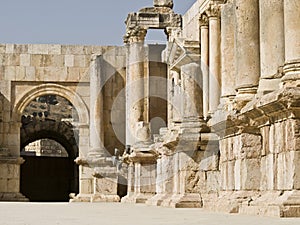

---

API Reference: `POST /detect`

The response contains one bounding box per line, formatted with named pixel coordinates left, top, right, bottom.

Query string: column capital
left=124, top=26, right=147, bottom=44
left=199, top=13, right=209, bottom=27
left=205, top=2, right=221, bottom=18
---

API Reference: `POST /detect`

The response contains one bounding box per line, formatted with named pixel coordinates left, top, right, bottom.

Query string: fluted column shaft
left=207, top=4, right=221, bottom=114
left=235, top=0, right=260, bottom=97
left=221, top=2, right=236, bottom=99
left=125, top=29, right=147, bottom=146
left=282, top=0, right=300, bottom=82
left=181, top=63, right=203, bottom=121
left=259, top=0, right=285, bottom=79
left=89, top=55, right=104, bottom=158
left=200, top=14, right=209, bottom=119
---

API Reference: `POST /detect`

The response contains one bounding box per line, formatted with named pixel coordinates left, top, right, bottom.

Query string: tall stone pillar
left=199, top=14, right=209, bottom=119
left=234, top=0, right=260, bottom=106
left=282, top=0, right=300, bottom=84
left=88, top=55, right=105, bottom=160
left=125, top=27, right=148, bottom=146
left=258, top=0, right=284, bottom=94
left=259, top=0, right=284, bottom=79
left=181, top=63, right=203, bottom=121
left=206, top=3, right=221, bottom=114
left=220, top=1, right=235, bottom=101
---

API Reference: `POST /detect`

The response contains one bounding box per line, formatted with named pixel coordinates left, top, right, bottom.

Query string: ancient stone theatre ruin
left=0, top=0, right=300, bottom=217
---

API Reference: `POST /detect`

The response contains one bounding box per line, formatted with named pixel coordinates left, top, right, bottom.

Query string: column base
left=91, top=194, right=120, bottom=202
left=168, top=193, right=202, bottom=208
left=0, top=192, right=28, bottom=202
left=146, top=194, right=173, bottom=206
left=234, top=86, right=258, bottom=110
left=282, top=61, right=300, bottom=87
left=121, top=193, right=155, bottom=204
left=70, top=193, right=121, bottom=203
left=70, top=193, right=93, bottom=202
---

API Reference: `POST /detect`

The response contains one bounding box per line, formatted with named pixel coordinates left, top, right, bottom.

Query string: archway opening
left=20, top=95, right=79, bottom=202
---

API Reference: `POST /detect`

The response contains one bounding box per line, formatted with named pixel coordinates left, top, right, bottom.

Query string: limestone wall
left=182, top=0, right=204, bottom=41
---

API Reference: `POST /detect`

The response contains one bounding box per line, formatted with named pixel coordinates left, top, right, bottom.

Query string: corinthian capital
left=199, top=13, right=208, bottom=27
left=123, top=26, right=147, bottom=44
left=205, top=2, right=221, bottom=18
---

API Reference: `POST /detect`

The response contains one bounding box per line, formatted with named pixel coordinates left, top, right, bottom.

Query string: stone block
left=95, top=177, right=118, bottom=195
left=5, top=44, right=14, bottom=53
left=294, top=151, right=300, bottom=189
left=277, top=152, right=293, bottom=190
left=0, top=164, right=7, bottom=178
left=80, top=178, right=93, bottom=194
left=62, top=45, right=85, bottom=55
left=28, top=44, right=48, bottom=54
left=220, top=162, right=227, bottom=190
left=25, top=67, right=36, bottom=80
left=234, top=159, right=241, bottom=190
left=6, top=54, right=20, bottom=66
left=48, top=44, right=61, bottom=54
left=240, top=158, right=261, bottom=190
left=7, top=178, right=19, bottom=192
left=0, top=44, right=6, bottom=54
left=65, top=55, right=74, bottom=67
left=20, top=54, right=30, bottom=66
left=274, top=122, right=284, bottom=154
left=4, top=66, right=16, bottom=80
left=0, top=179, right=7, bottom=192
left=30, top=54, right=43, bottom=67
left=227, top=160, right=235, bottom=190
left=206, top=171, right=221, bottom=192
left=13, top=44, right=28, bottom=54
left=240, top=133, right=262, bottom=159
left=74, top=55, right=87, bottom=67
left=15, top=66, right=26, bottom=80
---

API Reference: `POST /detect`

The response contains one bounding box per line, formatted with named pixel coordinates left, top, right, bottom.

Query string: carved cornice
left=123, top=26, right=147, bottom=44
left=199, top=13, right=209, bottom=27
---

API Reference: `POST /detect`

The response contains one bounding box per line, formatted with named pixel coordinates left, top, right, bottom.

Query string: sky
left=0, top=0, right=196, bottom=46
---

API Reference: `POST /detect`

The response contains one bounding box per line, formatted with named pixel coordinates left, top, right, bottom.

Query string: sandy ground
left=1, top=202, right=300, bottom=225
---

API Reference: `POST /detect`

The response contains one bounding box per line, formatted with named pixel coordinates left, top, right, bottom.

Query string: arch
left=13, top=84, right=89, bottom=125
left=20, top=120, right=78, bottom=159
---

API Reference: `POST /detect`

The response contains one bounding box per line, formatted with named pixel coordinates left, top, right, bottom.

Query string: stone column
left=206, top=3, right=221, bottom=114
left=88, top=55, right=105, bottom=160
left=258, top=0, right=284, bottom=94
left=220, top=1, right=236, bottom=101
left=181, top=63, right=203, bottom=121
left=234, top=0, right=260, bottom=105
left=199, top=14, right=209, bottom=119
left=259, top=0, right=284, bottom=79
left=125, top=27, right=148, bottom=146
left=282, top=0, right=300, bottom=83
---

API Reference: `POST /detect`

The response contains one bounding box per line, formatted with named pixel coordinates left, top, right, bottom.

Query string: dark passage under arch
left=20, top=120, right=79, bottom=202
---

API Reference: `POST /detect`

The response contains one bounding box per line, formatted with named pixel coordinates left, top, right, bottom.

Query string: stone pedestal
left=121, top=149, right=157, bottom=204
left=90, top=166, right=120, bottom=202
left=0, top=156, right=28, bottom=202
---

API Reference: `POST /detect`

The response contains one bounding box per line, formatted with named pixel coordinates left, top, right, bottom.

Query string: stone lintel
left=124, top=7, right=181, bottom=43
